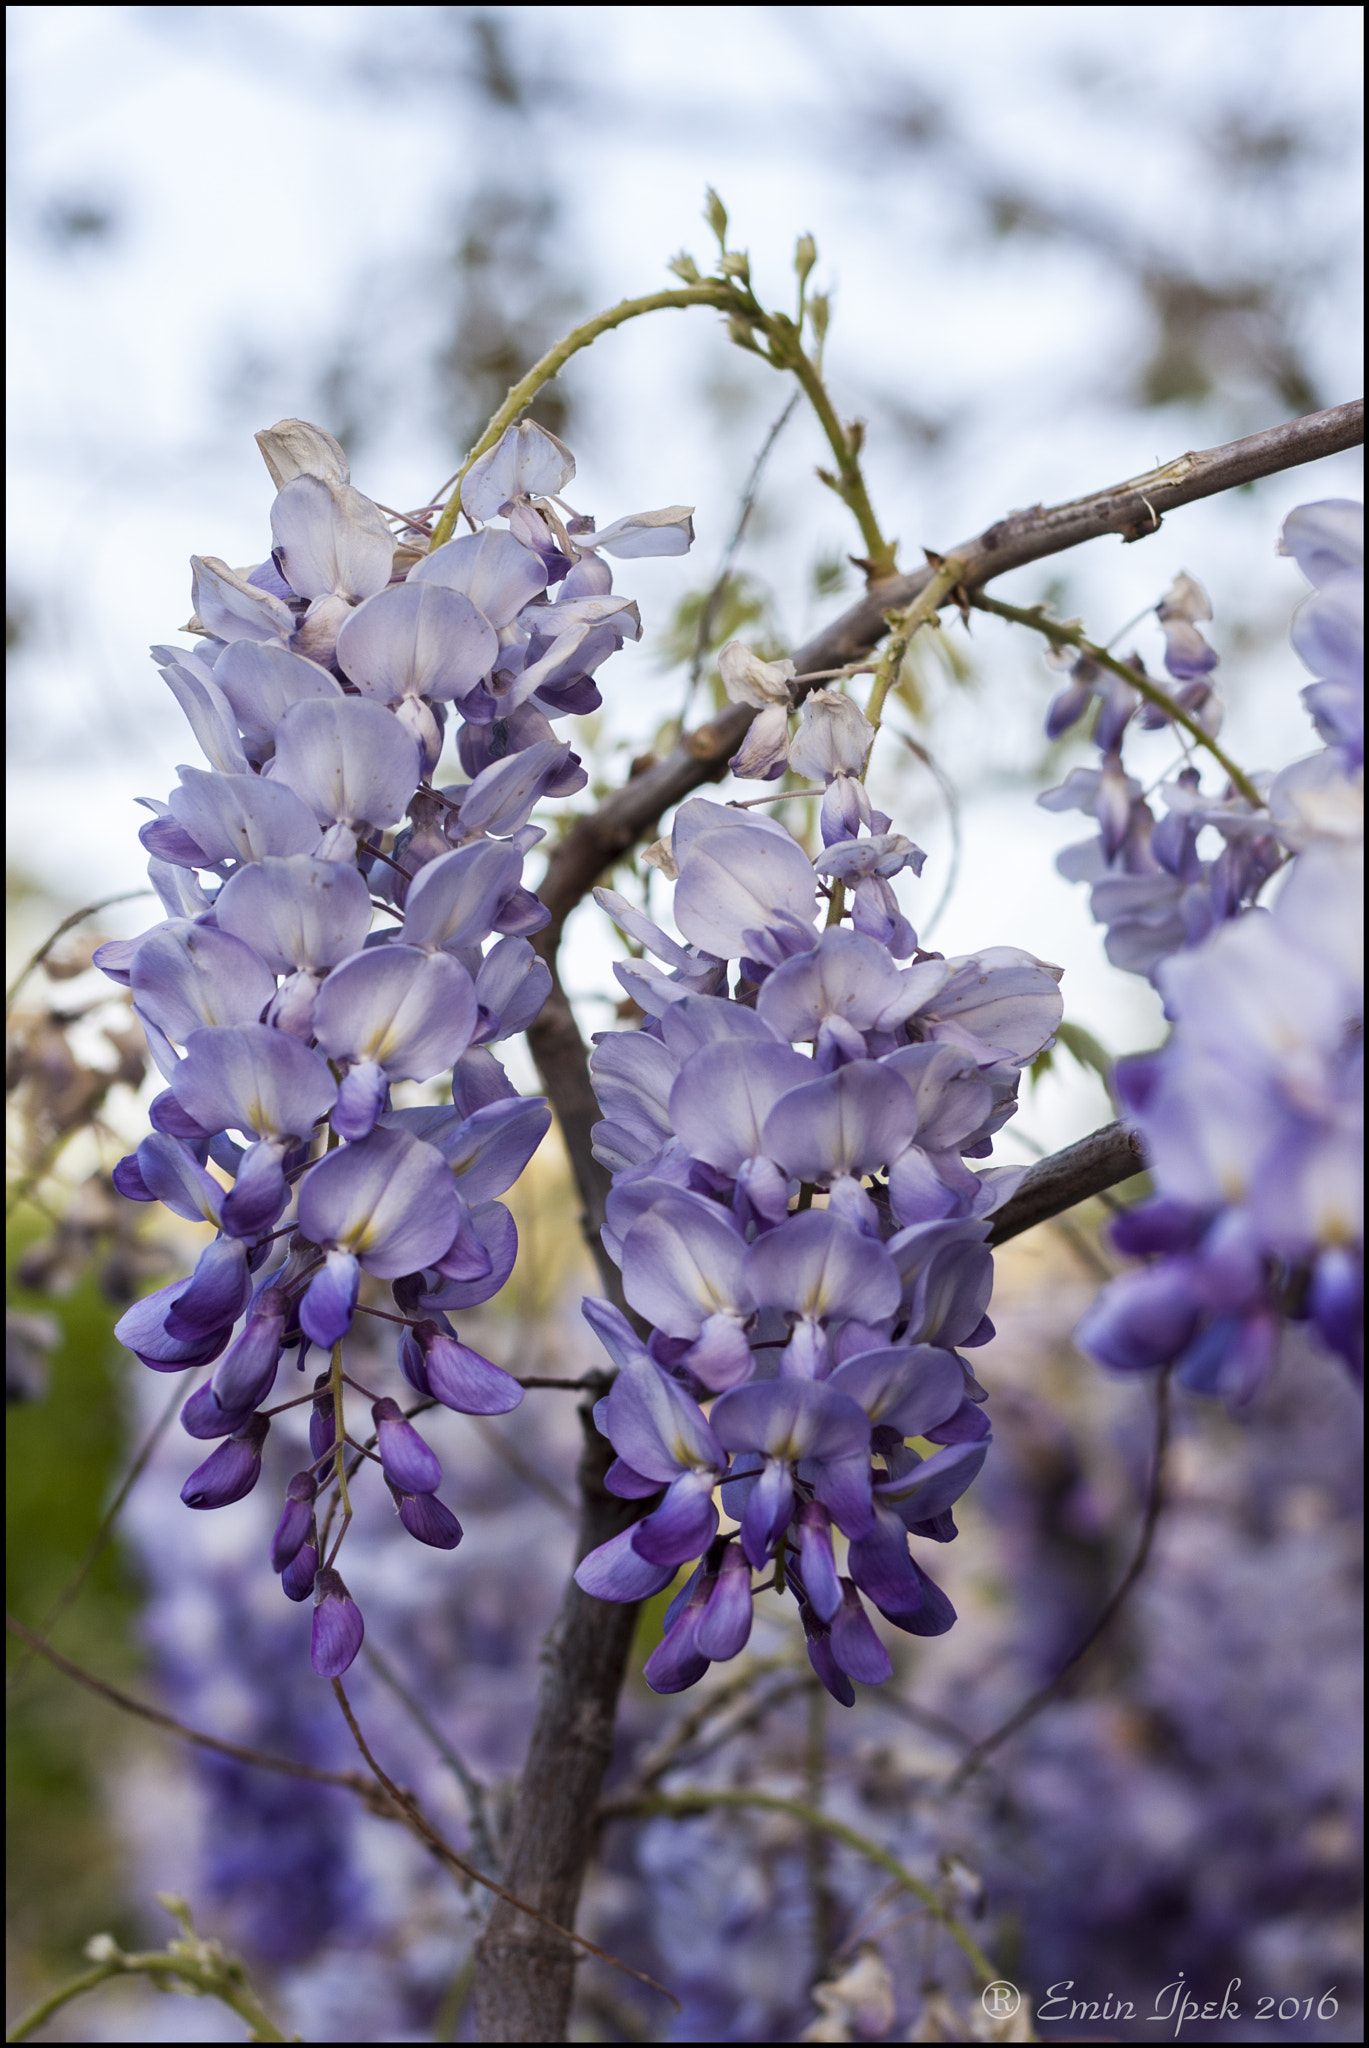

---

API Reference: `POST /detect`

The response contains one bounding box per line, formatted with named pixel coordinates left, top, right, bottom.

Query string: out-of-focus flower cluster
left=575, top=671, right=1064, bottom=1703
left=1076, top=502, right=1363, bottom=1399
left=99, top=416, right=694, bottom=1674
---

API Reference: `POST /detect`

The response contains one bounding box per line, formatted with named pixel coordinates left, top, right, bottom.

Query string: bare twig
left=330, top=1678, right=678, bottom=2009
left=6, top=890, right=155, bottom=1012
left=941, top=1366, right=1174, bottom=1794
left=5, top=1613, right=380, bottom=1802
left=360, top=1639, right=501, bottom=1876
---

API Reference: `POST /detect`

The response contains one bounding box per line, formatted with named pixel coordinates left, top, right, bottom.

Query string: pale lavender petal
left=411, top=528, right=548, bottom=626
left=756, top=926, right=906, bottom=1040
left=135, top=1132, right=225, bottom=1225
left=336, top=580, right=498, bottom=703
left=156, top=656, right=250, bottom=774
left=165, top=1234, right=251, bottom=1338
left=190, top=555, right=294, bottom=645
left=739, top=1458, right=795, bottom=1567
left=710, top=1376, right=873, bottom=1464
left=599, top=1354, right=725, bottom=1481
left=658, top=994, right=782, bottom=1060
left=215, top=856, right=373, bottom=975
left=314, top=945, right=478, bottom=1079
left=667, top=1040, right=813, bottom=1175
left=131, top=922, right=276, bottom=1048
left=116, top=1279, right=233, bottom=1370
left=270, top=475, right=394, bottom=602
left=172, top=1022, right=336, bottom=1141
left=621, top=1191, right=752, bottom=1338
left=762, top=1061, right=918, bottom=1182
left=298, top=1125, right=460, bottom=1276
left=401, top=841, right=524, bottom=952
left=829, top=1344, right=963, bottom=1436
left=673, top=821, right=818, bottom=960
left=830, top=1581, right=892, bottom=1683
left=462, top=420, right=575, bottom=521
left=876, top=1440, right=988, bottom=1521
left=417, top=1200, right=517, bottom=1311
left=693, top=1543, right=754, bottom=1659
left=213, top=640, right=342, bottom=749
left=743, top=1209, right=900, bottom=1326
left=169, top=768, right=322, bottom=864
left=797, top=1504, right=842, bottom=1623
left=269, top=697, right=420, bottom=834
left=473, top=936, right=551, bottom=1042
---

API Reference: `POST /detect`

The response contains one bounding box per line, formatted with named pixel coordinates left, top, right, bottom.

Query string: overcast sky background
left=7, top=3, right=1364, bottom=1150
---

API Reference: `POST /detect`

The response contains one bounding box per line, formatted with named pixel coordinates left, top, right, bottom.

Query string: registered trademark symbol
left=981, top=1980, right=1022, bottom=2019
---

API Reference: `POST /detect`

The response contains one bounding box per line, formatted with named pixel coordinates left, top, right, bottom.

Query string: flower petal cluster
left=105, top=418, right=693, bottom=1673
left=1039, top=572, right=1286, bottom=986
left=577, top=773, right=1062, bottom=1701
left=1077, top=503, right=1364, bottom=1398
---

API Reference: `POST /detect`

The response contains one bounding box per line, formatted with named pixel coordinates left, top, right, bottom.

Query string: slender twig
left=330, top=1678, right=679, bottom=2009
left=5, top=1613, right=379, bottom=1802
left=970, top=591, right=1263, bottom=805
left=603, top=1787, right=997, bottom=1984
left=885, top=723, right=962, bottom=942
left=361, top=1639, right=501, bottom=1876
left=616, top=1656, right=798, bottom=1797
left=941, top=1366, right=1174, bottom=1795
left=468, top=1414, right=578, bottom=1522
left=5, top=890, right=155, bottom=1011
left=6, top=1373, right=196, bottom=1696
left=678, top=390, right=802, bottom=728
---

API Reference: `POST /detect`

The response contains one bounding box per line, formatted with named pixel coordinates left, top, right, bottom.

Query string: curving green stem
left=861, top=561, right=967, bottom=771
left=427, top=284, right=742, bottom=550
left=613, top=1788, right=998, bottom=1985
left=766, top=327, right=896, bottom=577
left=971, top=592, right=1264, bottom=806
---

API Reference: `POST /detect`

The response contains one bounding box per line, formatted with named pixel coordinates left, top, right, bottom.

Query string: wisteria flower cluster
left=574, top=677, right=1065, bottom=1703
left=99, top=416, right=694, bottom=1675
left=1077, top=501, right=1363, bottom=1398
left=1039, top=569, right=1284, bottom=985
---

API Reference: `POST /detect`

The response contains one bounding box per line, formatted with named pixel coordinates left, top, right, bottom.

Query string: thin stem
left=679, top=391, right=802, bottom=728
left=330, top=1679, right=679, bottom=2009
left=6, top=890, right=154, bottom=1012
left=361, top=1640, right=501, bottom=1877
left=5, top=1945, right=291, bottom=2046
left=774, top=333, right=895, bottom=577
left=428, top=283, right=743, bottom=550
left=5, top=1612, right=377, bottom=1800
left=941, top=1365, right=1174, bottom=1794
left=327, top=1341, right=351, bottom=1564
left=971, top=591, right=1263, bottom=806
left=607, top=1788, right=997, bottom=1985
left=863, top=562, right=966, bottom=749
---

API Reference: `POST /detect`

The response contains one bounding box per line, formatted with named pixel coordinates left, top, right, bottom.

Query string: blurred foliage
left=6, top=1214, right=145, bottom=1978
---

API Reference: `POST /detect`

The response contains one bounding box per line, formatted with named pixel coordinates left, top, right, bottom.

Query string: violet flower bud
left=180, top=1382, right=255, bottom=1440
left=181, top=1413, right=269, bottom=1509
left=420, top=1326, right=523, bottom=1415
left=210, top=1289, right=287, bottom=1412
left=281, top=1541, right=319, bottom=1604
left=270, top=1470, right=318, bottom=1572
left=393, top=1488, right=464, bottom=1550
left=310, top=1567, right=364, bottom=1677
left=309, top=1372, right=336, bottom=1462
left=371, top=1396, right=442, bottom=1494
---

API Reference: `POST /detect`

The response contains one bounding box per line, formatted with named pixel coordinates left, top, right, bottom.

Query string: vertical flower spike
left=109, top=414, right=692, bottom=1665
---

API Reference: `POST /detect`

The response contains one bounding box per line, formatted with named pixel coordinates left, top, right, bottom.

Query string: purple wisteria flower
left=576, top=697, right=1062, bottom=1701
left=105, top=415, right=695, bottom=1673
left=1077, top=502, right=1363, bottom=1400
left=1039, top=571, right=1283, bottom=986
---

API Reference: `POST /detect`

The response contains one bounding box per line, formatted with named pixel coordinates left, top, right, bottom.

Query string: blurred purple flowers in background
left=1075, top=502, right=1363, bottom=1400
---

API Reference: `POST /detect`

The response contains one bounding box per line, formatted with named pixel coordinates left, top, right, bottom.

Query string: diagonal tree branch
left=988, top=1120, right=1146, bottom=1245
left=533, top=398, right=1362, bottom=942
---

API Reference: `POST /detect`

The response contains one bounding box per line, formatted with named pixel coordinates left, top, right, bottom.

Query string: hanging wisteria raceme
left=1076, top=501, right=1364, bottom=1399
left=574, top=668, right=1065, bottom=1704
left=1038, top=568, right=1285, bottom=986
left=98, top=416, right=695, bottom=1676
